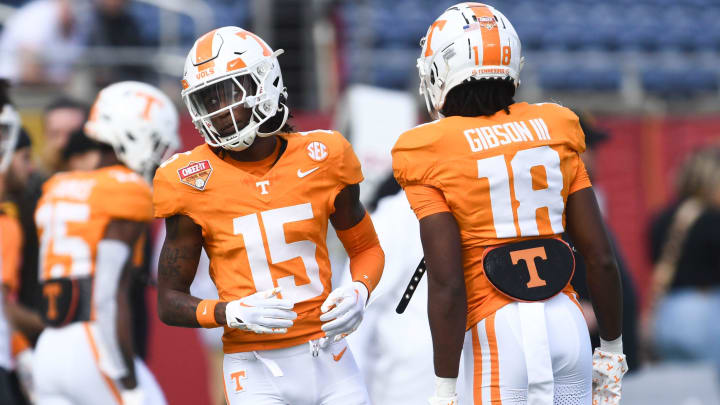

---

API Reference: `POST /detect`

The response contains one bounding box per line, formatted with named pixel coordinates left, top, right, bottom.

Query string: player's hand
left=591, top=349, right=628, bottom=405
left=15, top=348, right=34, bottom=398
left=226, top=287, right=297, bottom=334
left=428, top=394, right=458, bottom=405
left=319, top=281, right=368, bottom=343
left=121, top=387, right=144, bottom=405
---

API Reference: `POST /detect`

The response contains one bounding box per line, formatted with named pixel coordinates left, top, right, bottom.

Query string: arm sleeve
left=335, top=212, right=384, bottom=295
left=93, top=239, right=131, bottom=379
left=404, top=185, right=451, bottom=220
left=569, top=156, right=592, bottom=194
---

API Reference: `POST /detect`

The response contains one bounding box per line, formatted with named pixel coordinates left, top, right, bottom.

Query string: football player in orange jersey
left=32, top=81, right=179, bottom=405
left=392, top=3, right=626, bottom=405
left=0, top=88, right=39, bottom=405
left=153, top=26, right=384, bottom=404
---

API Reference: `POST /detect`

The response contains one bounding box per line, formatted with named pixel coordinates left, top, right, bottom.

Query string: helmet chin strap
left=256, top=103, right=289, bottom=138
left=221, top=133, right=256, bottom=152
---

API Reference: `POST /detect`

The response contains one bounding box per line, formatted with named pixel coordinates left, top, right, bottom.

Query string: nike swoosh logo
left=297, top=167, right=319, bottom=178
left=332, top=347, right=347, bottom=362
left=202, top=305, right=207, bottom=315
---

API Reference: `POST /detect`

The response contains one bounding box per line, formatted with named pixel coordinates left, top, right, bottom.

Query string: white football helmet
left=417, top=2, right=524, bottom=119
left=181, top=26, right=289, bottom=151
left=85, top=81, right=180, bottom=180
left=0, top=103, right=20, bottom=174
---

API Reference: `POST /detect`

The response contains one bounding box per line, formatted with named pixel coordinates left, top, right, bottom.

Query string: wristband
left=196, top=299, right=221, bottom=328
left=599, top=334, right=623, bottom=354
left=435, top=376, right=457, bottom=397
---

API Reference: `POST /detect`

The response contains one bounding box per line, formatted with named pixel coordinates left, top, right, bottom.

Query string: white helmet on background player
left=85, top=81, right=180, bottom=180
left=181, top=26, right=289, bottom=152
left=0, top=103, right=20, bottom=173
left=417, top=2, right=523, bottom=119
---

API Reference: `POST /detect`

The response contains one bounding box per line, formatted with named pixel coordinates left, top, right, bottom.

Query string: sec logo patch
left=306, top=141, right=328, bottom=162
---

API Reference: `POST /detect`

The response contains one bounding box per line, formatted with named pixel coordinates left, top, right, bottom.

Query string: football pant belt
left=40, top=277, right=93, bottom=327
left=482, top=238, right=575, bottom=302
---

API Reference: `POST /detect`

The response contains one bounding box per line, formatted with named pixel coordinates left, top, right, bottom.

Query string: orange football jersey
left=0, top=214, right=23, bottom=294
left=153, top=130, right=364, bottom=353
left=36, top=165, right=153, bottom=283
left=392, top=102, right=591, bottom=328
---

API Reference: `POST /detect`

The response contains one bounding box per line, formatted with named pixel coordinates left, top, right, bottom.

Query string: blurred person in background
left=392, top=3, right=626, bottom=404
left=60, top=128, right=103, bottom=172
left=87, top=0, right=153, bottom=88
left=3, top=96, right=90, bottom=346
left=32, top=81, right=178, bottom=405
left=58, top=127, right=158, bottom=363
left=647, top=147, right=720, bottom=378
left=0, top=83, right=43, bottom=405
left=0, top=0, right=89, bottom=85
left=568, top=115, right=639, bottom=372
left=40, top=97, right=90, bottom=174
left=154, top=26, right=383, bottom=405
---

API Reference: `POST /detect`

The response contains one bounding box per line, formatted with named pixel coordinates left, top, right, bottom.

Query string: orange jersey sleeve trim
left=569, top=155, right=592, bottom=194
left=335, top=212, right=384, bottom=294
left=404, top=185, right=451, bottom=220
left=196, top=299, right=222, bottom=328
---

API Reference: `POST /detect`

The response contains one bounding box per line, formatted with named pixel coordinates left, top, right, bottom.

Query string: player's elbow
left=156, top=291, right=174, bottom=326
left=585, top=252, right=619, bottom=277
left=428, top=273, right=466, bottom=307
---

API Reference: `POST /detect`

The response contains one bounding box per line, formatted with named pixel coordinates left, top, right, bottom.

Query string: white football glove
left=15, top=348, right=34, bottom=399
left=226, top=287, right=297, bottom=334
left=121, top=387, right=144, bottom=405
left=319, top=281, right=368, bottom=343
left=592, top=337, right=628, bottom=405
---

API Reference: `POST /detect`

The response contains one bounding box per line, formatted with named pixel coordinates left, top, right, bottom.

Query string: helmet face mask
left=417, top=2, right=523, bottom=119
left=182, top=27, right=289, bottom=152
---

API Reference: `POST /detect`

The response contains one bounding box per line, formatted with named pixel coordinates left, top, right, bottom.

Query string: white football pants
left=32, top=322, right=166, bottom=405
left=458, top=293, right=592, bottom=405
left=222, top=338, right=370, bottom=405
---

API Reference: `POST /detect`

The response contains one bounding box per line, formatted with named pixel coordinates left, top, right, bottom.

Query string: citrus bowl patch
left=178, top=160, right=213, bottom=190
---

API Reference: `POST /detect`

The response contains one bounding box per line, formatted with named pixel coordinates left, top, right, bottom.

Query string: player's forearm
left=565, top=188, right=623, bottom=341
left=157, top=288, right=226, bottom=328
left=2, top=286, right=45, bottom=340
left=428, top=280, right=467, bottom=378
left=420, top=212, right=467, bottom=378
left=585, top=256, right=623, bottom=341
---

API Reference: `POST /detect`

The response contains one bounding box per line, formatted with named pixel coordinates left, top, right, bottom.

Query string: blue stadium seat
left=642, top=69, right=718, bottom=95
left=539, top=67, right=622, bottom=91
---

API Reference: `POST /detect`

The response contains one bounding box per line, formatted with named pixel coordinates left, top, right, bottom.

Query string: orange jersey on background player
left=35, top=165, right=153, bottom=288
left=0, top=213, right=22, bottom=294
left=153, top=130, right=364, bottom=353
left=392, top=102, right=591, bottom=329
